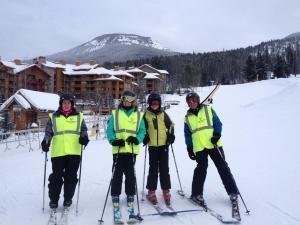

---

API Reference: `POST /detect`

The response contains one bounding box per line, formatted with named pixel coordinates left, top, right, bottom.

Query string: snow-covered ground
left=1, top=77, right=300, bottom=225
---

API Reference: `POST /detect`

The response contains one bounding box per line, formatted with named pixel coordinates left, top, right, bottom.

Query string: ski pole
left=99, top=147, right=121, bottom=224
left=215, top=146, right=250, bottom=214
left=42, top=151, right=48, bottom=212
left=131, top=144, right=143, bottom=221
left=170, top=144, right=184, bottom=196
left=141, top=145, right=147, bottom=201
left=75, top=145, right=84, bottom=216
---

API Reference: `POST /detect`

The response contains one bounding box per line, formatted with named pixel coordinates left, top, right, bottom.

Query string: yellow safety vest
left=112, top=109, right=143, bottom=155
left=49, top=112, right=83, bottom=157
left=185, top=105, right=223, bottom=152
left=144, top=110, right=170, bottom=147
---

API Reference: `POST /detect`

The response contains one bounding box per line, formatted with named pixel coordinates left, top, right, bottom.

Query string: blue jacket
left=184, top=104, right=222, bottom=150
left=106, top=107, right=146, bottom=144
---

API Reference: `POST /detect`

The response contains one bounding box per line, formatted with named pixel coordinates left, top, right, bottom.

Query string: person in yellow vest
left=184, top=92, right=239, bottom=209
left=106, top=90, right=146, bottom=222
left=41, top=94, right=89, bottom=209
left=142, top=92, right=175, bottom=205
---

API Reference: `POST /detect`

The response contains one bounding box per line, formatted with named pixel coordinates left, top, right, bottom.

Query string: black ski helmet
left=186, top=92, right=200, bottom=104
left=59, top=93, right=75, bottom=107
left=147, top=92, right=161, bottom=106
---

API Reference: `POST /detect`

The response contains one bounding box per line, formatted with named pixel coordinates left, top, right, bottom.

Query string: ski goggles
left=121, top=95, right=136, bottom=103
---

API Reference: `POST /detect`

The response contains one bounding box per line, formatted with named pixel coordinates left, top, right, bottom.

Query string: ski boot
left=146, top=190, right=158, bottom=204
left=127, top=195, right=138, bottom=224
left=230, top=194, right=241, bottom=221
left=112, top=196, right=123, bottom=224
left=191, top=194, right=207, bottom=210
left=162, top=189, right=171, bottom=205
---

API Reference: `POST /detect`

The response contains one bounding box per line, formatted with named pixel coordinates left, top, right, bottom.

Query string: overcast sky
left=1, top=0, right=300, bottom=60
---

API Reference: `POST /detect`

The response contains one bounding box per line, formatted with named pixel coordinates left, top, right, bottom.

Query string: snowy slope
left=1, top=77, right=300, bottom=225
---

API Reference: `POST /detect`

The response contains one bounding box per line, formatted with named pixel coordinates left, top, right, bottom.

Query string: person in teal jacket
left=106, top=90, right=146, bottom=221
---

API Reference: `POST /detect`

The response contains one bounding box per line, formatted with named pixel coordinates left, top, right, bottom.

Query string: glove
left=211, top=132, right=221, bottom=145
left=79, top=136, right=90, bottom=146
left=126, top=136, right=139, bottom=145
left=166, top=133, right=175, bottom=145
left=143, top=134, right=150, bottom=146
left=41, top=139, right=50, bottom=152
left=187, top=147, right=196, bottom=160
left=111, top=139, right=125, bottom=147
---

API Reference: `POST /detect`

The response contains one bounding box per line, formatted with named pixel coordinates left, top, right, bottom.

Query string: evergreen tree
left=244, top=55, right=257, bottom=81
left=273, top=55, right=286, bottom=78
left=256, top=53, right=267, bottom=80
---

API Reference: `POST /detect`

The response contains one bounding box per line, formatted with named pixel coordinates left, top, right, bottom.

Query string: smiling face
left=150, top=100, right=160, bottom=110
left=62, top=100, right=72, bottom=111
left=187, top=96, right=199, bottom=109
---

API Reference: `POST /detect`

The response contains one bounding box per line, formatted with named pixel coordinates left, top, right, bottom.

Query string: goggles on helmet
left=121, top=95, right=136, bottom=103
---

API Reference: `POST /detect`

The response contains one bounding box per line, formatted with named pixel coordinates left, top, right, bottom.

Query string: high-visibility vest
left=112, top=109, right=143, bottom=154
left=144, top=110, right=168, bottom=147
left=185, top=105, right=223, bottom=152
left=49, top=112, right=83, bottom=157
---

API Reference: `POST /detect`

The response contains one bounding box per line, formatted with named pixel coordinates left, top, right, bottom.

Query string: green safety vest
left=144, top=110, right=169, bottom=147
left=112, top=109, right=143, bottom=155
left=49, top=112, right=83, bottom=158
left=185, top=105, right=223, bottom=153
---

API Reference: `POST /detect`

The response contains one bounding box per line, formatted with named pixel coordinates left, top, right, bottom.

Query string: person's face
left=62, top=100, right=72, bottom=111
left=187, top=96, right=199, bottom=109
left=150, top=100, right=160, bottom=110
left=123, top=100, right=132, bottom=107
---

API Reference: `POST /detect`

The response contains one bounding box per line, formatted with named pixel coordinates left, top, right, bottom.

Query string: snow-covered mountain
left=247, top=32, right=300, bottom=56
left=47, top=33, right=178, bottom=64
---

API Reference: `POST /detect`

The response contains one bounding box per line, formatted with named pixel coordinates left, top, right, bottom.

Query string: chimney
left=14, top=59, right=22, bottom=65
left=59, top=59, right=66, bottom=65
left=89, top=60, right=97, bottom=65
left=38, top=56, right=46, bottom=64
left=75, top=60, right=81, bottom=66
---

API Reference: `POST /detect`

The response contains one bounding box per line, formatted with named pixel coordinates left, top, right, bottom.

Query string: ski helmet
left=186, top=92, right=200, bottom=104
left=59, top=93, right=75, bottom=107
left=147, top=92, right=161, bottom=106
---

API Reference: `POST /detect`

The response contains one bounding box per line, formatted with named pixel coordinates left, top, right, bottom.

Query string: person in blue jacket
left=184, top=92, right=239, bottom=209
left=106, top=90, right=146, bottom=221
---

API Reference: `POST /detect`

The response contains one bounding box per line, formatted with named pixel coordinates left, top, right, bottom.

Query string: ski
left=189, top=197, right=240, bottom=224
left=201, top=84, right=221, bottom=105
left=47, top=209, right=57, bottom=225
left=57, top=207, right=69, bottom=225
left=141, top=208, right=203, bottom=217
left=146, top=198, right=177, bottom=216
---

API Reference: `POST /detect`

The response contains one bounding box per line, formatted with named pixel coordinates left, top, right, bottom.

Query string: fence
left=0, top=127, right=43, bottom=152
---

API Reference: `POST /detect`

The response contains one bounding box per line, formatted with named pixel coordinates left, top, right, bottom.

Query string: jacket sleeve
left=43, top=117, right=54, bottom=143
left=184, top=121, right=193, bottom=150
left=164, top=112, right=175, bottom=134
left=211, top=108, right=222, bottom=134
left=106, top=115, right=116, bottom=144
left=80, top=119, right=88, bottom=137
left=136, top=118, right=146, bottom=144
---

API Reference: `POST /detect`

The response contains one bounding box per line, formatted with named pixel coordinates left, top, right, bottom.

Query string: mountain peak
left=284, top=32, right=300, bottom=40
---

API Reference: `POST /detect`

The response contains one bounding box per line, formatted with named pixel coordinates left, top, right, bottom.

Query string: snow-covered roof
left=94, top=75, right=123, bottom=81
left=139, top=64, right=169, bottom=75
left=63, top=67, right=113, bottom=76
left=0, top=89, right=59, bottom=112
left=132, top=82, right=138, bottom=86
left=144, top=72, right=161, bottom=80
left=110, top=70, right=134, bottom=78
left=157, top=69, right=169, bottom=74
left=1, top=60, right=38, bottom=74
left=42, top=61, right=65, bottom=69
left=126, top=68, right=145, bottom=73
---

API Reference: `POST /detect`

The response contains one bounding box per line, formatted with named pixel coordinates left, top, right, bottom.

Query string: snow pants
left=111, top=153, right=136, bottom=196
left=192, top=147, right=238, bottom=196
left=48, top=155, right=81, bottom=204
left=146, top=146, right=171, bottom=191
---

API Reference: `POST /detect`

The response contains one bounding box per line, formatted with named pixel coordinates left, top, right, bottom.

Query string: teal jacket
left=106, top=107, right=146, bottom=144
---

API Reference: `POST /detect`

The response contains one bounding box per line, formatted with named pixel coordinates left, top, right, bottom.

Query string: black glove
left=126, top=136, right=139, bottom=145
left=143, top=134, right=150, bottom=146
left=41, top=139, right=50, bottom=152
left=211, top=132, right=221, bottom=145
left=187, top=147, right=196, bottom=160
left=79, top=136, right=90, bottom=146
left=166, top=133, right=175, bottom=145
left=111, top=139, right=125, bottom=147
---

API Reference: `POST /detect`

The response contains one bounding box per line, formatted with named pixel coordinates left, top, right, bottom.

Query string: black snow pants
left=146, top=145, right=171, bottom=191
left=111, top=153, right=136, bottom=196
left=48, top=155, right=81, bottom=203
left=192, top=147, right=238, bottom=196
